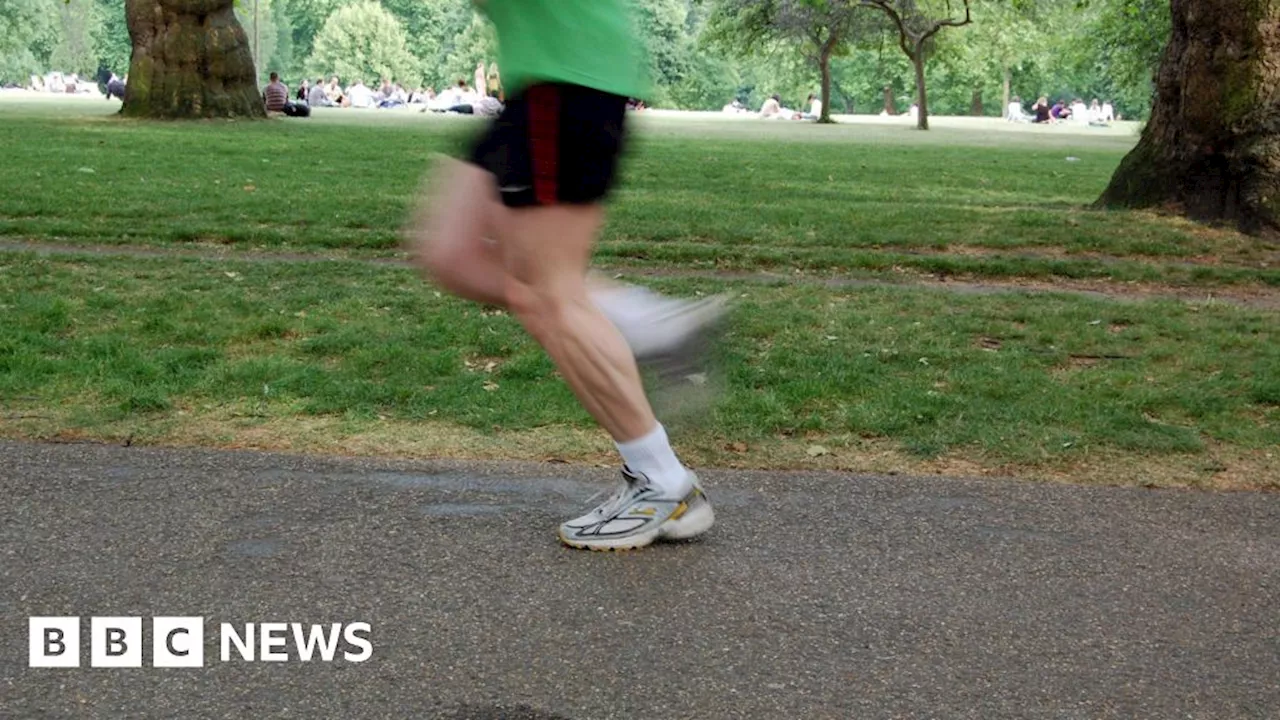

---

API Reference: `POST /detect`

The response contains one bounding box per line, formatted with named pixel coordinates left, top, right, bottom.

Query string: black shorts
left=468, top=83, right=628, bottom=208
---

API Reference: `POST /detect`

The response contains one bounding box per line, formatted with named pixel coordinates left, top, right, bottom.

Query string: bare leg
left=406, top=159, right=729, bottom=415
left=409, top=158, right=639, bottom=306
left=499, top=204, right=656, bottom=442
left=406, top=156, right=508, bottom=305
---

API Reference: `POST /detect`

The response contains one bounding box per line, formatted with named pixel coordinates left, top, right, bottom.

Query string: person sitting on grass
left=759, top=94, right=782, bottom=118
left=1050, top=99, right=1071, bottom=122
left=346, top=79, right=375, bottom=108
left=1087, top=98, right=1111, bottom=127
left=378, top=86, right=407, bottom=109
left=325, top=76, right=345, bottom=106
left=432, top=80, right=468, bottom=109
left=1006, top=96, right=1030, bottom=122
left=263, top=72, right=290, bottom=113
left=1070, top=98, right=1089, bottom=124
left=308, top=78, right=332, bottom=107
left=801, top=93, right=822, bottom=120
left=263, top=72, right=309, bottom=117
left=1032, top=96, right=1051, bottom=123
left=376, top=78, right=390, bottom=100
left=106, top=74, right=126, bottom=101
left=296, top=79, right=309, bottom=103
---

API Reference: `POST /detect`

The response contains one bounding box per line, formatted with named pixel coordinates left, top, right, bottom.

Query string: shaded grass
left=2, top=254, right=1275, bottom=469
left=0, top=102, right=1274, bottom=286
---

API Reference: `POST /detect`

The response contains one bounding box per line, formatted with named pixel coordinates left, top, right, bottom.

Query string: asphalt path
left=1, top=440, right=1276, bottom=719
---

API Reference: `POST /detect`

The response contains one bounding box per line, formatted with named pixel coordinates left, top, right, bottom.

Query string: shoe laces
left=584, top=468, right=646, bottom=518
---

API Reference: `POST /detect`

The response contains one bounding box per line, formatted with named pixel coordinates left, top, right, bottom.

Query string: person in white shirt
left=346, top=80, right=375, bottom=108
left=1005, top=96, right=1027, bottom=122
left=759, top=94, right=782, bottom=118
left=441, top=81, right=467, bottom=107
left=1101, top=100, right=1116, bottom=122
left=1070, top=98, right=1089, bottom=124
left=801, top=93, right=822, bottom=120
left=474, top=94, right=504, bottom=117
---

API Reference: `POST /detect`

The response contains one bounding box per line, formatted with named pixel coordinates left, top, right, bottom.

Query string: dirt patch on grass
left=5, top=238, right=1278, bottom=309
left=3, top=411, right=1274, bottom=492
left=611, top=265, right=1280, bottom=310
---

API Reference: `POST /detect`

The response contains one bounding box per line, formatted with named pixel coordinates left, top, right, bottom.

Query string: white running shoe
left=601, top=291, right=733, bottom=419
left=624, top=293, right=732, bottom=379
left=559, top=467, right=715, bottom=551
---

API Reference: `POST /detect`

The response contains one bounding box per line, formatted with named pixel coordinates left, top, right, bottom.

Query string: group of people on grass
left=726, top=93, right=824, bottom=120
left=716, top=90, right=1117, bottom=125
left=265, top=61, right=506, bottom=117
left=20, top=71, right=126, bottom=100
left=1008, top=96, right=1116, bottom=125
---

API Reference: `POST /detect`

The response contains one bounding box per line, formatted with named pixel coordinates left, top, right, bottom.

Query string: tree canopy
left=305, top=0, right=419, bottom=86
left=0, top=0, right=1170, bottom=120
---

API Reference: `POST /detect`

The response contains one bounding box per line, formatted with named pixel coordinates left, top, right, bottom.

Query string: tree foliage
left=861, top=0, right=973, bottom=129
left=0, top=0, right=58, bottom=82
left=0, top=0, right=1170, bottom=119
left=305, top=0, right=420, bottom=85
left=235, top=0, right=280, bottom=81
left=707, top=0, right=883, bottom=121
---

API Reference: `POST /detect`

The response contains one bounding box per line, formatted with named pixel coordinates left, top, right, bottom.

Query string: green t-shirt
left=480, top=0, right=649, bottom=99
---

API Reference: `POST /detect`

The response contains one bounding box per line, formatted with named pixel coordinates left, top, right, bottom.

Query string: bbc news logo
left=29, top=617, right=372, bottom=668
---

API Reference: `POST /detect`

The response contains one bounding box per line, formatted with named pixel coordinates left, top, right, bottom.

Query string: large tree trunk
left=1096, top=0, right=1280, bottom=237
left=970, top=87, right=983, bottom=116
left=883, top=85, right=896, bottom=115
left=1001, top=66, right=1011, bottom=117
left=912, top=43, right=929, bottom=130
left=122, top=0, right=265, bottom=119
left=819, top=44, right=834, bottom=123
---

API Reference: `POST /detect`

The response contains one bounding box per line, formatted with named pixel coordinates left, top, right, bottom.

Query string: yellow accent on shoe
left=668, top=501, right=689, bottom=521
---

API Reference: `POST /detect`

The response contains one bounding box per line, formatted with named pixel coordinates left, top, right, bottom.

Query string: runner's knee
left=504, top=277, right=585, bottom=339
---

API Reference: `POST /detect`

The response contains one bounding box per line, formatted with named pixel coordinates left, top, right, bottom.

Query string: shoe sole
left=558, top=496, right=716, bottom=552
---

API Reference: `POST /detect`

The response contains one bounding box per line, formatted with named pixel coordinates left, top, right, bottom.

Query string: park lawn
left=1, top=253, right=1276, bottom=489
left=0, top=100, right=1276, bottom=288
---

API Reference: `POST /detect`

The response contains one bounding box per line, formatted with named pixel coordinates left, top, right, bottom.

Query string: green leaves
left=305, top=0, right=420, bottom=86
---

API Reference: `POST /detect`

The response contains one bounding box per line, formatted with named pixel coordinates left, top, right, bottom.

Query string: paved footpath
left=1, top=440, right=1276, bottom=719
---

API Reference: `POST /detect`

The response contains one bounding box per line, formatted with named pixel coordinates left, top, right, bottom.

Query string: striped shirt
left=263, top=81, right=289, bottom=112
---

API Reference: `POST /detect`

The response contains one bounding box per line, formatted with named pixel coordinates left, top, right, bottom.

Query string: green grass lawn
left=2, top=99, right=1274, bottom=285
left=1, top=99, right=1276, bottom=488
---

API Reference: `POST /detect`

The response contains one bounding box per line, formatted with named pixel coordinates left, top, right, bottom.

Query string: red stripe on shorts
left=527, top=85, right=560, bottom=205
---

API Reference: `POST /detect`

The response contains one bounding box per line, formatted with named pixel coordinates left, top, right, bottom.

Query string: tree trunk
left=819, top=44, right=834, bottom=123
left=1001, top=66, right=1011, bottom=117
left=912, top=43, right=929, bottom=130
left=1096, top=0, right=1280, bottom=237
left=970, top=87, right=983, bottom=116
left=122, top=0, right=265, bottom=119
left=883, top=85, right=896, bottom=115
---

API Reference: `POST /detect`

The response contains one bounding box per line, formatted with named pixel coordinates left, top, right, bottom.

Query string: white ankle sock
left=616, top=424, right=690, bottom=495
